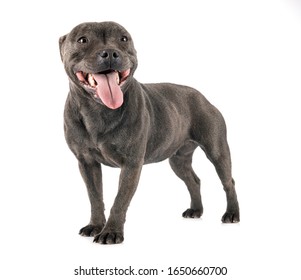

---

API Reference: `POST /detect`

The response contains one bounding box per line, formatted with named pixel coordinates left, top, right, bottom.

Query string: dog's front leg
left=78, top=159, right=106, bottom=237
left=94, top=164, right=143, bottom=244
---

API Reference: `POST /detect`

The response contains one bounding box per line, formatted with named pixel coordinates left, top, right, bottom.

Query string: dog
left=59, top=21, right=240, bottom=244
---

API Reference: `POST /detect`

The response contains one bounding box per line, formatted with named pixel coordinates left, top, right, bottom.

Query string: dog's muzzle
left=75, top=69, right=131, bottom=109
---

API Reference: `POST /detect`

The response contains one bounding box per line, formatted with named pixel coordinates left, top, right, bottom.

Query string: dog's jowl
left=59, top=21, right=240, bottom=244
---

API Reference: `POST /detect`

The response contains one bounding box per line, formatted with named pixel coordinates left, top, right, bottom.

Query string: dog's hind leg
left=193, top=107, right=240, bottom=223
left=169, top=141, right=203, bottom=218
left=201, top=139, right=240, bottom=223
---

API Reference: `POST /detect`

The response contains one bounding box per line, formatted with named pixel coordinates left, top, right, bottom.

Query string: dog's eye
left=77, top=37, right=88, bottom=44
left=120, top=36, right=128, bottom=42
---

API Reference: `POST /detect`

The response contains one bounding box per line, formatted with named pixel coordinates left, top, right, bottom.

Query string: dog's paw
left=79, top=224, right=104, bottom=237
left=93, top=231, right=124, bottom=245
left=182, top=208, right=203, bottom=218
left=221, top=211, right=240, bottom=223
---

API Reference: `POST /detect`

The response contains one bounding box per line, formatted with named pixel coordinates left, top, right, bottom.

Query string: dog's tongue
left=93, top=72, right=123, bottom=109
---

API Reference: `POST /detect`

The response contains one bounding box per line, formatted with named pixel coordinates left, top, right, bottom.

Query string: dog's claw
left=93, top=231, right=124, bottom=244
left=182, top=208, right=203, bottom=218
left=221, top=211, right=240, bottom=223
left=79, top=224, right=105, bottom=237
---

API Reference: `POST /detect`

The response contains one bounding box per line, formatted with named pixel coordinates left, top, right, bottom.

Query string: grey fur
left=59, top=21, right=240, bottom=244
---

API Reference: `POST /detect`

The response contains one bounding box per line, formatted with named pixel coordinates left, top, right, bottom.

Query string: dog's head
left=59, top=21, right=138, bottom=109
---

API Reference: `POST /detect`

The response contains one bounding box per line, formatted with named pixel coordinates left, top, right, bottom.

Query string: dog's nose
left=99, top=49, right=119, bottom=59
left=100, top=51, right=109, bottom=58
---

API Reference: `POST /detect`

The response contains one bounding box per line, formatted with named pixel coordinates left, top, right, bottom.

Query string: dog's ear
left=59, top=34, right=67, bottom=62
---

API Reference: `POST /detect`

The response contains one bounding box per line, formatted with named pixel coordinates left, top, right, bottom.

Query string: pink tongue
left=93, top=72, right=123, bottom=109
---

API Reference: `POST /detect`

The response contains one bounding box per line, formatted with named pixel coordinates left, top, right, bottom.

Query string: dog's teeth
left=116, top=71, right=120, bottom=85
left=88, top=74, right=96, bottom=87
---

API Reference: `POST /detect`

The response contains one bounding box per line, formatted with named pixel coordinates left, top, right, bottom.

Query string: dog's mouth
left=75, top=69, right=130, bottom=109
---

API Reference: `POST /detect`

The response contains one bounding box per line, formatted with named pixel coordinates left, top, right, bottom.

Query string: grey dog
left=59, top=21, right=240, bottom=244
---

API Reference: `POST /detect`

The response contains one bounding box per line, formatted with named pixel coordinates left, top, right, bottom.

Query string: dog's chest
left=79, top=120, right=128, bottom=167
left=86, top=145, right=123, bottom=167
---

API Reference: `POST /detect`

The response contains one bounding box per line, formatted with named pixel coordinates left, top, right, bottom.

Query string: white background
left=1, top=0, right=301, bottom=279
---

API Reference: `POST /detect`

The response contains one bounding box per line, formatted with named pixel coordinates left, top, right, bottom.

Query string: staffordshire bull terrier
left=59, top=21, right=240, bottom=244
